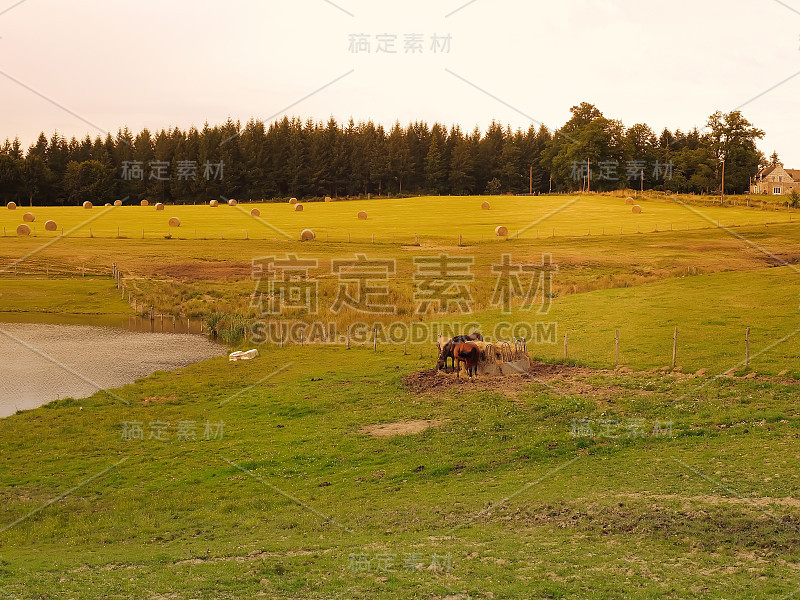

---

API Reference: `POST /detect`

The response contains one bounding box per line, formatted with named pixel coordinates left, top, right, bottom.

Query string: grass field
left=1, top=194, right=797, bottom=243
left=1, top=194, right=799, bottom=599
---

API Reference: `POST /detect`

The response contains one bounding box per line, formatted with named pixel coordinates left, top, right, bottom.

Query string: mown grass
left=0, top=346, right=799, bottom=599
left=1, top=194, right=796, bottom=243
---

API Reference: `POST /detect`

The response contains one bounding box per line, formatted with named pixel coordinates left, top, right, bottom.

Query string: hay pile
left=168, top=217, right=181, bottom=227
left=155, top=202, right=165, bottom=211
left=632, top=205, right=643, bottom=214
left=294, top=204, right=304, bottom=212
left=358, top=210, right=368, bottom=220
left=300, top=229, right=315, bottom=241
left=44, top=220, right=57, bottom=231
left=16, top=224, right=30, bottom=236
left=22, top=212, right=35, bottom=222
left=481, top=201, right=491, bottom=210
left=7, top=202, right=16, bottom=210
left=140, top=200, right=149, bottom=207
left=83, top=201, right=93, bottom=209
left=250, top=208, right=261, bottom=217
left=495, top=225, right=508, bottom=237
left=209, top=200, right=219, bottom=207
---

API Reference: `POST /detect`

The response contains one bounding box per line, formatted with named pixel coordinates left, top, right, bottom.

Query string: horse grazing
left=453, top=342, right=480, bottom=379
left=436, top=332, right=484, bottom=372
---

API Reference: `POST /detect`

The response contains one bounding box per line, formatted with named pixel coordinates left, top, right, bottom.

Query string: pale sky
left=1, top=0, right=798, bottom=164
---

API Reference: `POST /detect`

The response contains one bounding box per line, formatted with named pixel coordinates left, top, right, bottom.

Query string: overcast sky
left=1, top=0, right=798, bottom=164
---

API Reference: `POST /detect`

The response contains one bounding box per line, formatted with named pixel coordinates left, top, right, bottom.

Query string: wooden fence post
left=615, top=330, right=620, bottom=368
left=672, top=327, right=678, bottom=370
left=745, top=327, right=751, bottom=368
left=563, top=332, right=568, bottom=360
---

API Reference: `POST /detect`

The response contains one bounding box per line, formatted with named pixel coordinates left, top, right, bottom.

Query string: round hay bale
left=22, top=212, right=35, bottom=222
left=140, top=200, right=149, bottom=207
left=209, top=200, right=219, bottom=207
left=625, top=197, right=635, bottom=205
left=481, top=201, right=491, bottom=210
left=495, top=225, right=508, bottom=237
left=155, top=202, right=165, bottom=211
left=7, top=202, right=16, bottom=210
left=168, top=217, right=181, bottom=227
left=83, top=201, right=93, bottom=209
left=357, top=211, right=368, bottom=220
left=16, top=224, right=30, bottom=236
left=104, top=203, right=111, bottom=207
left=294, top=204, right=304, bottom=212
left=289, top=198, right=298, bottom=205
left=300, top=229, right=315, bottom=241
left=632, top=205, right=643, bottom=214
left=44, top=220, right=57, bottom=232
left=114, top=200, right=123, bottom=207
left=250, top=208, right=261, bottom=217
left=325, top=196, right=333, bottom=203
left=228, top=199, right=237, bottom=206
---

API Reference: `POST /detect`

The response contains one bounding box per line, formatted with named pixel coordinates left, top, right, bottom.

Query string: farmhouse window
left=774, top=187, right=782, bottom=195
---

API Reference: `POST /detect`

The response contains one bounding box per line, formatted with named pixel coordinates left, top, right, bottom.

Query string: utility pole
left=529, top=165, right=533, bottom=195
left=586, top=158, right=591, bottom=193
left=640, top=169, right=644, bottom=194
left=721, top=159, right=726, bottom=205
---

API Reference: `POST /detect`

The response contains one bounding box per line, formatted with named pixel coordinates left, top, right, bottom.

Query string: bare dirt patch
left=359, top=419, right=446, bottom=438
left=153, top=261, right=252, bottom=282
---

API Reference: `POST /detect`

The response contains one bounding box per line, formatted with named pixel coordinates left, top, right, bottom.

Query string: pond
left=0, top=320, right=226, bottom=418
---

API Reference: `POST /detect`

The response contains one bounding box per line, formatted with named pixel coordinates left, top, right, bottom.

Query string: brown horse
left=436, top=333, right=484, bottom=372
left=453, top=342, right=480, bottom=379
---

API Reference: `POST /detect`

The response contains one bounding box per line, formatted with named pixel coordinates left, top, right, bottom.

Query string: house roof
left=786, top=169, right=800, bottom=181
left=758, top=165, right=777, bottom=178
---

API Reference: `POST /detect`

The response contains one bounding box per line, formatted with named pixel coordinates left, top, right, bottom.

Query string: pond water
left=0, top=320, right=225, bottom=418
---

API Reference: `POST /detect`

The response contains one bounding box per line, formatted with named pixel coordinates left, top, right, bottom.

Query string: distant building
left=751, top=164, right=800, bottom=195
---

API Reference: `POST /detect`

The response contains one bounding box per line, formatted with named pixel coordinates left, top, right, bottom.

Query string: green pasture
left=1, top=195, right=796, bottom=243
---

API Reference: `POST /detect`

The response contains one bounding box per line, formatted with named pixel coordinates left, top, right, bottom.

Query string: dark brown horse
left=436, top=332, right=484, bottom=372
left=453, top=342, right=480, bottom=379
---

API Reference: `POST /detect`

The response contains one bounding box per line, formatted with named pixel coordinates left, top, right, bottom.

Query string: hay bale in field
left=104, top=203, right=111, bottom=206
left=140, top=200, right=149, bottom=207
left=289, top=198, right=298, bottom=205
left=481, top=201, right=491, bottom=210
left=83, top=201, right=93, bottom=209
left=44, top=220, right=57, bottom=231
left=300, top=228, right=315, bottom=241
left=7, top=202, right=16, bottom=210
left=357, top=210, right=368, bottom=220
left=294, top=204, right=304, bottom=212
left=632, top=205, right=643, bottom=214
left=168, top=217, right=181, bottom=227
left=625, top=197, right=635, bottom=205
left=16, top=224, right=30, bottom=236
left=114, top=200, right=123, bottom=206
left=495, top=225, right=508, bottom=237
left=228, top=199, right=237, bottom=206
left=250, top=208, right=261, bottom=217
left=155, top=202, right=165, bottom=211
left=325, top=196, right=333, bottom=202
left=209, top=200, right=219, bottom=207
left=22, top=212, right=35, bottom=222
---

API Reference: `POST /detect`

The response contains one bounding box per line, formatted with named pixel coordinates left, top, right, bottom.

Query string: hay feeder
left=300, top=229, right=315, bottom=241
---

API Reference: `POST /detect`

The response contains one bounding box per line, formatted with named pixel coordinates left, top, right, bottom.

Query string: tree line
left=0, top=103, right=768, bottom=206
